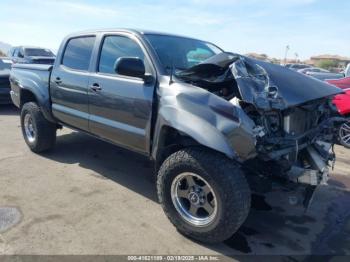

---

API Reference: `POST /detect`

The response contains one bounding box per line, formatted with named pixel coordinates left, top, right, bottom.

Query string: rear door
left=88, top=33, right=156, bottom=154
left=50, top=36, right=96, bottom=131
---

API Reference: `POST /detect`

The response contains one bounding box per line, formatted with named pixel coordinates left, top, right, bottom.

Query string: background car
left=327, top=77, right=350, bottom=90
left=326, top=77, right=350, bottom=148
left=298, top=67, right=330, bottom=74
left=7, top=46, right=55, bottom=65
left=0, top=57, right=12, bottom=104
left=287, top=63, right=312, bottom=71
left=307, top=71, right=344, bottom=81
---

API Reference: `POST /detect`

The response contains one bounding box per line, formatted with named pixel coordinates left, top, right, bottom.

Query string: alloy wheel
left=171, top=172, right=218, bottom=227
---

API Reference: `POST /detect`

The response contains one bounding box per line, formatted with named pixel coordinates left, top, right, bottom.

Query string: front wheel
left=21, top=102, right=57, bottom=153
left=339, top=121, right=350, bottom=149
left=157, top=148, right=251, bottom=243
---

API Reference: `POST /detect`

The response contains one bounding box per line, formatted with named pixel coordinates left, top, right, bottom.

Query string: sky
left=0, top=0, right=349, bottom=60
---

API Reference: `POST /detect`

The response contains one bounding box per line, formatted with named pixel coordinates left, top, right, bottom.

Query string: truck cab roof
left=66, top=28, right=207, bottom=42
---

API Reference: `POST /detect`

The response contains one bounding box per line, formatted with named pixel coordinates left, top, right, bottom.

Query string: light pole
left=295, top=52, right=299, bottom=63
left=284, top=45, right=290, bottom=65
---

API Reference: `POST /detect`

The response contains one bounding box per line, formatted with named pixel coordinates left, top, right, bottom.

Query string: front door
left=88, top=34, right=155, bottom=154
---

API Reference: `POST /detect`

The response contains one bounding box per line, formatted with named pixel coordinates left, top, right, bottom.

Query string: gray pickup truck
left=10, top=29, right=344, bottom=243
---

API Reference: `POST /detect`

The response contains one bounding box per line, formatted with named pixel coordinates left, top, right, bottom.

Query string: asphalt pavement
left=1, top=105, right=349, bottom=257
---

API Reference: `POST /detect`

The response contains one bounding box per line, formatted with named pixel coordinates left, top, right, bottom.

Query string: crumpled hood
left=176, top=52, right=343, bottom=110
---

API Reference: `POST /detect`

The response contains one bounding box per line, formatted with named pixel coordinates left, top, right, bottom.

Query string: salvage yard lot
left=1, top=105, right=350, bottom=256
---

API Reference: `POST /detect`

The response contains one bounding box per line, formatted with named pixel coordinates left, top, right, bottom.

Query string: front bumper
left=0, top=88, right=12, bottom=105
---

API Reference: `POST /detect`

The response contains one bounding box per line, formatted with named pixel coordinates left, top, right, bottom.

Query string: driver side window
left=99, top=35, right=149, bottom=75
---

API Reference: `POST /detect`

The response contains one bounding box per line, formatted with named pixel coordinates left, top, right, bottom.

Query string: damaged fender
left=151, top=80, right=257, bottom=162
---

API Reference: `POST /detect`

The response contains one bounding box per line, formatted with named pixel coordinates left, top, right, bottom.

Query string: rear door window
left=62, top=36, right=96, bottom=71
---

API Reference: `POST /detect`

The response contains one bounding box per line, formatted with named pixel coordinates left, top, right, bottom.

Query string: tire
left=20, top=102, right=56, bottom=153
left=338, top=121, right=350, bottom=149
left=157, top=147, right=251, bottom=243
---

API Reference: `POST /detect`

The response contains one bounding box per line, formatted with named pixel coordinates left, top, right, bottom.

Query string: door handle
left=54, top=77, right=62, bottom=84
left=90, top=83, right=102, bottom=92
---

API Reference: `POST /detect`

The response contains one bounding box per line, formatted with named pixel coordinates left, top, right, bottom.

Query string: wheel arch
left=153, top=125, right=204, bottom=170
left=152, top=116, right=238, bottom=170
left=19, top=87, right=56, bottom=123
left=20, top=88, right=38, bottom=107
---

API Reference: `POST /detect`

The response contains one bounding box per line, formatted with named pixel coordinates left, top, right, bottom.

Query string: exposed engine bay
left=246, top=98, right=337, bottom=187
left=174, top=52, right=345, bottom=191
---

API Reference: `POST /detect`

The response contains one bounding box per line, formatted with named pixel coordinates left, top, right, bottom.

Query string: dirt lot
left=1, top=105, right=350, bottom=256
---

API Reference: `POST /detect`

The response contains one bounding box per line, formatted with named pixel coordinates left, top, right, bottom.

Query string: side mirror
left=114, top=57, right=146, bottom=79
left=18, top=53, right=24, bottom=58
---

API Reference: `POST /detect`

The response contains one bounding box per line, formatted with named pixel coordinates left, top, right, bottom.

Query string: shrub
left=316, top=59, right=339, bottom=70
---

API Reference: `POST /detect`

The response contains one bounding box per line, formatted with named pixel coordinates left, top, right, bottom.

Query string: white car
left=297, top=67, right=330, bottom=74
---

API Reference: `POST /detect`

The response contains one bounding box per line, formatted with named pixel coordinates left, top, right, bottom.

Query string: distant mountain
left=0, top=41, right=12, bottom=55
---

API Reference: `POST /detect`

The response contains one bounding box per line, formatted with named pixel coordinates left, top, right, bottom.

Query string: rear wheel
left=339, top=121, right=350, bottom=148
left=21, top=102, right=56, bottom=153
left=157, top=148, right=251, bottom=243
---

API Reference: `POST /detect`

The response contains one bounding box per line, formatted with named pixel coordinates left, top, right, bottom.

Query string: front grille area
left=284, top=108, right=319, bottom=135
left=0, top=76, right=11, bottom=104
left=0, top=77, right=10, bottom=89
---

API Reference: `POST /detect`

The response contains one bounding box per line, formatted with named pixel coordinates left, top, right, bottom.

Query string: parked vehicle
left=326, top=77, right=350, bottom=148
left=8, top=46, right=55, bottom=65
left=345, top=63, right=350, bottom=77
left=9, top=29, right=344, bottom=243
left=0, top=57, right=12, bottom=104
left=327, top=77, right=350, bottom=90
left=307, top=72, right=344, bottom=81
left=287, top=63, right=312, bottom=71
left=298, top=67, right=330, bottom=74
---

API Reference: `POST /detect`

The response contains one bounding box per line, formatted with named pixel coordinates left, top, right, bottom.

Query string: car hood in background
left=176, top=52, right=342, bottom=110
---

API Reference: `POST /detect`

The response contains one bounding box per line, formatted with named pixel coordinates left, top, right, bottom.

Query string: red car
left=326, top=77, right=350, bottom=148
left=327, top=77, right=350, bottom=90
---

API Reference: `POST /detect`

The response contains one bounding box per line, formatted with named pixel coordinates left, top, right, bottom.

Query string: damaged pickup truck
left=9, top=29, right=344, bottom=243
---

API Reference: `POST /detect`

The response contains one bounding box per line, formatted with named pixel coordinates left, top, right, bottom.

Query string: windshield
left=144, top=34, right=223, bottom=73
left=24, top=48, right=54, bottom=57
left=0, top=59, right=12, bottom=70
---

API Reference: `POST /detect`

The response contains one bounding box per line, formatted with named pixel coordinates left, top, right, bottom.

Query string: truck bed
left=10, top=64, right=53, bottom=108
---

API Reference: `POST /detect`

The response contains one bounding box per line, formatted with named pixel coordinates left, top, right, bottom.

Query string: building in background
left=306, top=55, right=350, bottom=72
left=309, top=55, right=350, bottom=67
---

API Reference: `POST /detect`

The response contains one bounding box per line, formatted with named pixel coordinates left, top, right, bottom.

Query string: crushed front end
left=251, top=98, right=341, bottom=187
left=174, top=52, right=345, bottom=202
